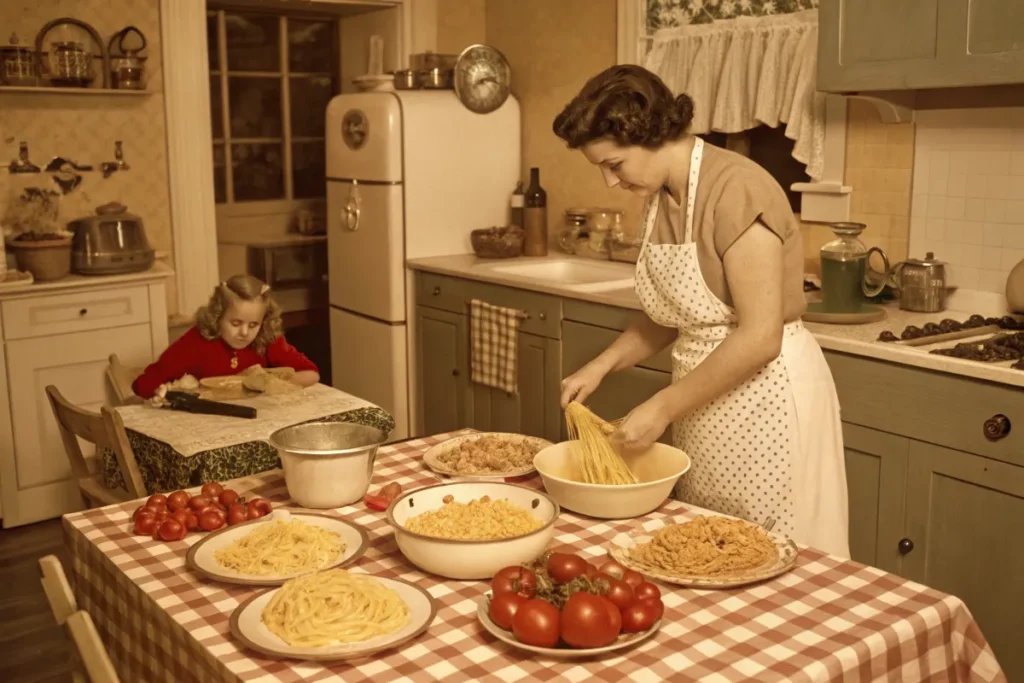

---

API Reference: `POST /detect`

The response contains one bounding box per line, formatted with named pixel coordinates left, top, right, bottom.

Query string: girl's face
left=581, top=138, right=668, bottom=196
left=219, top=299, right=266, bottom=350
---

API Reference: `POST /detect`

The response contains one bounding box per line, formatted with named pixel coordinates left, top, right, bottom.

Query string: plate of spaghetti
left=422, top=433, right=552, bottom=479
left=186, top=510, right=368, bottom=585
left=230, top=568, right=437, bottom=661
left=607, top=514, right=799, bottom=588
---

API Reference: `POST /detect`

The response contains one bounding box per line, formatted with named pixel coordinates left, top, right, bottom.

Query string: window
left=207, top=9, right=339, bottom=206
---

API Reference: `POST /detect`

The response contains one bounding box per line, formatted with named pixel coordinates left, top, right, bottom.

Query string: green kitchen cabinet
left=818, top=0, right=1024, bottom=92
left=841, top=423, right=909, bottom=573
left=416, top=306, right=469, bottom=437
left=900, top=441, right=1024, bottom=681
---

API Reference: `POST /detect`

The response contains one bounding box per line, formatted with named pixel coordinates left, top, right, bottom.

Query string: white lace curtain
left=643, top=9, right=826, bottom=181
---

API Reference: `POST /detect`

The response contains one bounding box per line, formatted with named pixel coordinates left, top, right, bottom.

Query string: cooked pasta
left=262, top=569, right=409, bottom=647
left=564, top=401, right=639, bottom=486
left=404, top=495, right=543, bottom=540
left=627, top=516, right=778, bottom=577
left=214, top=519, right=345, bottom=576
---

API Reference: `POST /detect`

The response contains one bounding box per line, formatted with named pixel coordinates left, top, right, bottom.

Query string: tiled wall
left=911, top=107, right=1024, bottom=294
left=801, top=100, right=914, bottom=269
left=0, top=0, right=175, bottom=313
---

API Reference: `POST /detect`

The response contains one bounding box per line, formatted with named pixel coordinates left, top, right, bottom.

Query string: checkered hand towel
left=470, top=299, right=522, bottom=395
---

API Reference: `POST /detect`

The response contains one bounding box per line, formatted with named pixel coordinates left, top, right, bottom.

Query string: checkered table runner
left=470, top=299, right=521, bottom=394
left=62, top=431, right=1007, bottom=683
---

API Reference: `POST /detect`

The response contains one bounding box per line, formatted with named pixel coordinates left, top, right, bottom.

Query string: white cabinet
left=0, top=273, right=170, bottom=528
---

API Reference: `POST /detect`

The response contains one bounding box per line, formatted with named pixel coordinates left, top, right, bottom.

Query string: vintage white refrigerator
left=325, top=91, right=521, bottom=440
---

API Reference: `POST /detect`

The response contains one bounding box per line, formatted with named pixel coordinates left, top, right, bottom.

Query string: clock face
left=454, top=45, right=511, bottom=114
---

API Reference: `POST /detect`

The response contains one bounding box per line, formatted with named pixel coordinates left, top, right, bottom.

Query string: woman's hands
left=559, top=361, right=610, bottom=408
left=610, top=394, right=672, bottom=452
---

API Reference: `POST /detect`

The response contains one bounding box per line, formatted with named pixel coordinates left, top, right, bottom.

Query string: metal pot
left=892, top=252, right=947, bottom=312
left=409, top=51, right=457, bottom=72
left=420, top=66, right=453, bottom=89
left=393, top=69, right=420, bottom=90
left=68, top=202, right=154, bottom=275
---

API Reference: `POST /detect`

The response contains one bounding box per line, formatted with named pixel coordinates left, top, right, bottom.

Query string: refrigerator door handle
left=343, top=180, right=362, bottom=231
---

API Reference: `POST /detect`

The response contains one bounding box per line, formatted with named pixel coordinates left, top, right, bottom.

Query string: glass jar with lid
left=820, top=222, right=889, bottom=312
left=558, top=208, right=588, bottom=254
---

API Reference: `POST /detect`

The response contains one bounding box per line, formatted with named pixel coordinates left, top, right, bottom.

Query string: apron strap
left=683, top=137, right=704, bottom=244
left=638, top=194, right=661, bottom=250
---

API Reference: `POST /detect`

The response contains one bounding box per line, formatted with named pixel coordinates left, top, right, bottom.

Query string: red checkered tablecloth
left=62, top=432, right=1007, bottom=683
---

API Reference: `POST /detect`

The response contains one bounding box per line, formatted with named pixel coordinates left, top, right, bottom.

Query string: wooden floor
left=0, top=518, right=74, bottom=683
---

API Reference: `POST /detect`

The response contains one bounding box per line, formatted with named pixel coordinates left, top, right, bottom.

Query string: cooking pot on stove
left=68, top=202, right=155, bottom=275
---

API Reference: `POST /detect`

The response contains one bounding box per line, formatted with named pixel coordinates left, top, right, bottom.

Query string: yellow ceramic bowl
left=533, top=441, right=690, bottom=519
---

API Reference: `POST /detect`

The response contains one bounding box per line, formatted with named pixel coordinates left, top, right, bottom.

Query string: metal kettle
left=867, top=251, right=947, bottom=312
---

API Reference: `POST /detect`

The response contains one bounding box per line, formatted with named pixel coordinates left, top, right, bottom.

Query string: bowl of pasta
left=387, top=482, right=559, bottom=580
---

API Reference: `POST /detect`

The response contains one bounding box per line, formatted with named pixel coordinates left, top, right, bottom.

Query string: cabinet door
left=468, top=333, right=561, bottom=442
left=416, top=307, right=468, bottom=437
left=561, top=320, right=671, bottom=443
left=842, top=423, right=909, bottom=573
left=1, top=324, right=153, bottom=527
left=902, top=441, right=1024, bottom=681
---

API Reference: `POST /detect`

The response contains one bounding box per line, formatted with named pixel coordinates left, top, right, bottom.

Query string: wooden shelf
left=0, top=86, right=156, bottom=96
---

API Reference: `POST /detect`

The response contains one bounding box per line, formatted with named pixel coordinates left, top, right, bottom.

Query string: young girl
left=132, top=275, right=320, bottom=398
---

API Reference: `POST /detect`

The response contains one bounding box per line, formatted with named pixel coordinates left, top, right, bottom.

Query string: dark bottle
left=523, top=167, right=548, bottom=256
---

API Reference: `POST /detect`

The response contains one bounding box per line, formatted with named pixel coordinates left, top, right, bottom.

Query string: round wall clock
left=454, top=44, right=511, bottom=114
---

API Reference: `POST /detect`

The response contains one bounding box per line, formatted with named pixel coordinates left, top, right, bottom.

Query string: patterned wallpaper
left=647, top=0, right=818, bottom=29
left=0, top=0, right=175, bottom=312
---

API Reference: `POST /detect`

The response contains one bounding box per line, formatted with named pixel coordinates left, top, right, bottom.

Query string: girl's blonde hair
left=195, top=274, right=283, bottom=354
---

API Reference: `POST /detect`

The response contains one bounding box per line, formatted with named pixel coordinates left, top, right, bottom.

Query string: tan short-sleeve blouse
left=649, top=143, right=807, bottom=322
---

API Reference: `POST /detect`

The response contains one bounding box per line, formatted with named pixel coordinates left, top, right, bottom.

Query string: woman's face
left=219, top=299, right=266, bottom=350
left=581, top=139, right=667, bottom=196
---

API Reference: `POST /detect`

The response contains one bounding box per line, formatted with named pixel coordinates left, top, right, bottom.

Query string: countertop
left=0, top=262, right=173, bottom=299
left=408, top=253, right=1024, bottom=388
left=218, top=234, right=326, bottom=248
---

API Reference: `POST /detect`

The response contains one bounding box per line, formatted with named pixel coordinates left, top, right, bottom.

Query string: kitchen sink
left=484, top=259, right=635, bottom=292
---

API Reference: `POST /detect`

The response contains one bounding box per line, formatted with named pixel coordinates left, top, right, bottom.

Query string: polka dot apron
left=635, top=138, right=850, bottom=557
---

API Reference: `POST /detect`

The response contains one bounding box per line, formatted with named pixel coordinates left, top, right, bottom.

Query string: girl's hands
left=560, top=361, right=609, bottom=408
left=610, top=395, right=672, bottom=453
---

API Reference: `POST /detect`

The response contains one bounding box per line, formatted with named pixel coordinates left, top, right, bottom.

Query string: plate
left=608, top=515, right=799, bottom=589
left=477, top=591, right=659, bottom=659
left=199, top=375, right=244, bottom=390
left=423, top=432, right=551, bottom=479
left=230, top=574, right=436, bottom=661
left=186, top=510, right=369, bottom=586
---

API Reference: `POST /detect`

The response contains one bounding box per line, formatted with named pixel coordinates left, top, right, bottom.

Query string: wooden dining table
left=66, top=431, right=1007, bottom=683
left=100, top=383, right=395, bottom=494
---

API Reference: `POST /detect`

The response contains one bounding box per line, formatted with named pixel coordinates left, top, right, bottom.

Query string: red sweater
left=132, top=326, right=319, bottom=398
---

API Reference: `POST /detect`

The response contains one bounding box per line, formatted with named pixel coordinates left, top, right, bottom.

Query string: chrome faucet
left=101, top=141, right=130, bottom=178
left=7, top=141, right=40, bottom=174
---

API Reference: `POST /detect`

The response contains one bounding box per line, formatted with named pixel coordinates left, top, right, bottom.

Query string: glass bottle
left=523, top=168, right=547, bottom=257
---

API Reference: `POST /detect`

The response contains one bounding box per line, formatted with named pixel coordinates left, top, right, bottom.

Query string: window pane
left=288, top=19, right=335, bottom=73
left=210, top=75, right=223, bottom=139
left=213, top=144, right=227, bottom=204
left=290, top=76, right=332, bottom=138
left=292, top=141, right=325, bottom=199
left=232, top=143, right=284, bottom=201
left=228, top=76, right=282, bottom=138
left=207, top=13, right=219, bottom=70
left=747, top=125, right=810, bottom=214
left=225, top=13, right=279, bottom=72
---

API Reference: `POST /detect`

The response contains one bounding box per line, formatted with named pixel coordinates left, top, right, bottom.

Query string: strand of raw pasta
left=262, top=569, right=409, bottom=647
left=214, top=519, right=344, bottom=576
left=564, top=402, right=639, bottom=485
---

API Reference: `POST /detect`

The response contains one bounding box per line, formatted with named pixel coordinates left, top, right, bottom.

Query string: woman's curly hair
left=195, top=274, right=283, bottom=355
left=553, top=65, right=694, bottom=149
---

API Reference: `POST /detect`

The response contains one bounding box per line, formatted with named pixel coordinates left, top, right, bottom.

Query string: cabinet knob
left=432, top=286, right=441, bottom=296
left=452, top=369, right=459, bottom=377
left=983, top=414, right=1011, bottom=441
left=79, top=308, right=88, bottom=316
left=538, top=312, right=547, bottom=321
left=898, top=538, right=914, bottom=555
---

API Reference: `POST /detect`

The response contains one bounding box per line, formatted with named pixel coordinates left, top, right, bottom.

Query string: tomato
left=634, top=582, right=661, bottom=601
left=603, top=578, right=635, bottom=610
left=488, top=592, right=526, bottom=631
left=363, top=494, right=390, bottom=511
left=491, top=566, right=537, bottom=598
left=167, top=491, right=190, bottom=511
left=153, top=507, right=169, bottom=523
left=158, top=519, right=185, bottom=542
left=598, top=560, right=626, bottom=580
left=560, top=593, right=621, bottom=649
left=185, top=514, right=200, bottom=532
left=199, top=510, right=225, bottom=532
left=511, top=599, right=560, bottom=648
left=171, top=508, right=190, bottom=526
left=621, top=600, right=659, bottom=633
left=146, top=494, right=168, bottom=509
left=218, top=489, right=240, bottom=507
left=379, top=482, right=402, bottom=502
left=133, top=513, right=157, bottom=536
left=604, top=595, right=623, bottom=636
left=188, top=495, right=212, bottom=512
left=246, top=498, right=272, bottom=520
left=622, top=569, right=645, bottom=588
left=133, top=504, right=158, bottom=521
left=546, top=553, right=589, bottom=584
left=227, top=502, right=248, bottom=526
left=201, top=482, right=224, bottom=498
left=638, top=596, right=665, bottom=621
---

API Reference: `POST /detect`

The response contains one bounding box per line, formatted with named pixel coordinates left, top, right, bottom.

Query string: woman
left=555, top=65, right=849, bottom=557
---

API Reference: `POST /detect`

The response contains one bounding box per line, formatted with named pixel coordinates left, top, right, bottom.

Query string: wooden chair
left=66, top=611, right=120, bottom=683
left=105, top=354, right=140, bottom=406
left=46, top=385, right=147, bottom=506
left=39, top=554, right=77, bottom=626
